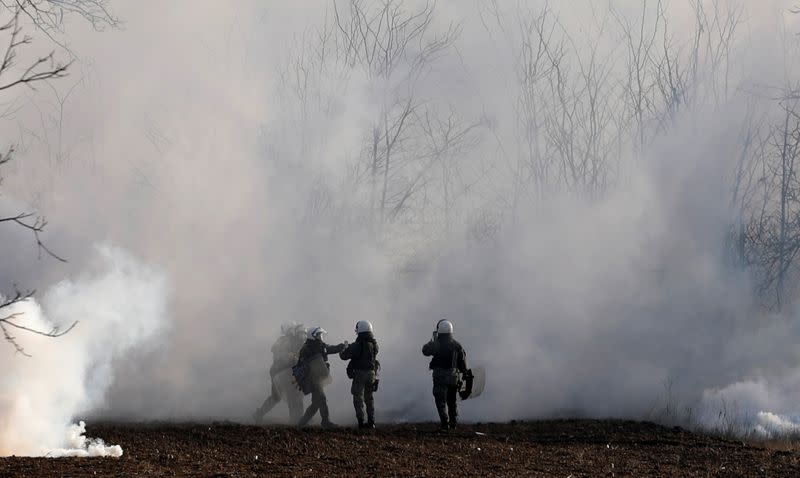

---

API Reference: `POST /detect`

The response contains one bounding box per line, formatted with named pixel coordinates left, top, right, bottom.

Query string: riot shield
left=459, top=365, right=486, bottom=400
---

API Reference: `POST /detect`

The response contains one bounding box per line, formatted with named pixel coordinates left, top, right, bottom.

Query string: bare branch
left=0, top=213, right=67, bottom=262
left=3, top=0, right=118, bottom=32
left=0, top=289, right=78, bottom=354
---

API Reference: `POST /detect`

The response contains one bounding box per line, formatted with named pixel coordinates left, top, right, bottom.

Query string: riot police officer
left=339, top=320, right=379, bottom=429
left=422, top=319, right=469, bottom=431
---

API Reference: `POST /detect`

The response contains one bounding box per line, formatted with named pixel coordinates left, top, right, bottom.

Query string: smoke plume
left=0, top=246, right=166, bottom=456
left=2, top=0, right=800, bottom=444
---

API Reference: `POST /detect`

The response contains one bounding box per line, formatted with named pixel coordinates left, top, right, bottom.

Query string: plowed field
left=2, top=419, right=799, bottom=477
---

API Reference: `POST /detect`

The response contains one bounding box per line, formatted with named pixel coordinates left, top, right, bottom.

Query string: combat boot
left=252, top=409, right=263, bottom=425
left=439, top=419, right=449, bottom=432
left=449, top=409, right=458, bottom=430
left=321, top=420, right=340, bottom=429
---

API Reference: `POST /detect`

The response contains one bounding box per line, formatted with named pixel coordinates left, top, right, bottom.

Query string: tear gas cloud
left=1, top=0, right=800, bottom=451
left=0, top=246, right=166, bottom=456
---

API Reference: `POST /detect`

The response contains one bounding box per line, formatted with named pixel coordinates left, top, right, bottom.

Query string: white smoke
left=0, top=245, right=167, bottom=456
left=699, top=363, right=800, bottom=437
left=47, top=422, right=122, bottom=458
left=3, top=0, right=800, bottom=439
left=754, top=412, right=800, bottom=438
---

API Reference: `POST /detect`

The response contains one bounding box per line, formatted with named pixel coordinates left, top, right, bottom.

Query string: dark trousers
left=255, top=373, right=304, bottom=423
left=432, top=368, right=459, bottom=426
left=298, top=383, right=330, bottom=426
left=351, top=369, right=376, bottom=424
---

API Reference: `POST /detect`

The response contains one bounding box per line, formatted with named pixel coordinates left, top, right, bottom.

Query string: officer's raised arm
left=325, top=341, right=347, bottom=355
left=422, top=331, right=439, bottom=356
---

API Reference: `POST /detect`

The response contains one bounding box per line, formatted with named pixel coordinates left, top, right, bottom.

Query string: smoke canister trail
left=0, top=245, right=167, bottom=456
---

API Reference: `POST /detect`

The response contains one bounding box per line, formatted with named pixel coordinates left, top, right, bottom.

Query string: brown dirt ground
left=1, top=419, right=799, bottom=477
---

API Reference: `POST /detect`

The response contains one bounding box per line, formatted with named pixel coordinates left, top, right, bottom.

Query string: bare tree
left=731, top=93, right=800, bottom=310
left=511, top=4, right=563, bottom=215
left=0, top=1, right=115, bottom=352
left=723, top=4, right=800, bottom=308
left=412, top=105, right=482, bottom=230
left=333, top=0, right=463, bottom=230
left=479, top=1, right=626, bottom=220
left=611, top=0, right=741, bottom=157
left=4, top=0, right=117, bottom=33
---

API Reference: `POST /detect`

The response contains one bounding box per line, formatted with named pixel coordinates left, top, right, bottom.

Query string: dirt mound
left=1, top=419, right=799, bottom=477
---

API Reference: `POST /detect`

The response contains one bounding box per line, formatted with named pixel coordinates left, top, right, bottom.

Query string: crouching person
left=339, top=320, right=379, bottom=429
left=295, top=326, right=346, bottom=429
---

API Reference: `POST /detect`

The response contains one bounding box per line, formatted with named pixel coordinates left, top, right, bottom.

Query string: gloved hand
left=459, top=369, right=474, bottom=400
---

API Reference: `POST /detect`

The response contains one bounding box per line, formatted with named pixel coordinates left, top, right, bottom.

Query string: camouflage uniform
left=296, top=338, right=346, bottom=428
left=254, top=332, right=305, bottom=423
left=339, top=332, right=379, bottom=428
left=422, top=334, right=468, bottom=430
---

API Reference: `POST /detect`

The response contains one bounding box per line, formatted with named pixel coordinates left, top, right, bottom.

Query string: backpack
left=291, top=362, right=311, bottom=394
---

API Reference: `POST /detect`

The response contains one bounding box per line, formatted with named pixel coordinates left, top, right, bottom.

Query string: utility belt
left=431, top=367, right=460, bottom=387
left=346, top=364, right=378, bottom=379
left=431, top=367, right=459, bottom=374
left=349, top=365, right=378, bottom=371
left=346, top=364, right=380, bottom=392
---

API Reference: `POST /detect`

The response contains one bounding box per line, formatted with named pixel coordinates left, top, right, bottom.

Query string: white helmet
left=436, top=319, right=453, bottom=334
left=355, top=320, right=373, bottom=334
left=307, top=326, right=326, bottom=340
